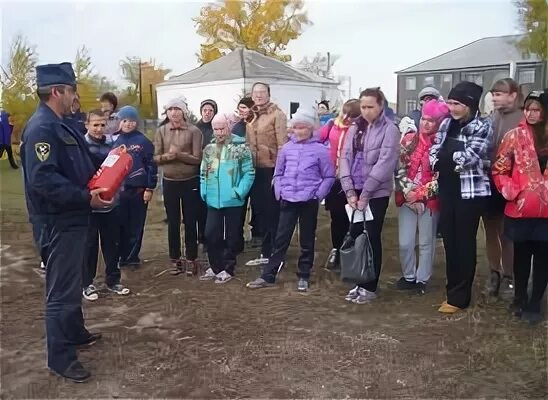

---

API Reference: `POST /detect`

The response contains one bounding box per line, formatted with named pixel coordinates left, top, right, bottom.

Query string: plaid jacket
left=429, top=116, right=493, bottom=199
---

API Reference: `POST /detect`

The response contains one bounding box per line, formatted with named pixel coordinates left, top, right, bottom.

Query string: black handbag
left=339, top=210, right=375, bottom=283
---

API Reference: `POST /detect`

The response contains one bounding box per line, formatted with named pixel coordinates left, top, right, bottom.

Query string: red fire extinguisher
left=88, top=145, right=133, bottom=201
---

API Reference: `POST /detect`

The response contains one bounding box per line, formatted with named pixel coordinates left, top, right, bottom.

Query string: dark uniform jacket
left=21, top=103, right=96, bottom=226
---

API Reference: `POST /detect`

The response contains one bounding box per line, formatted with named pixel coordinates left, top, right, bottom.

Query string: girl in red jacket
left=492, top=89, right=548, bottom=324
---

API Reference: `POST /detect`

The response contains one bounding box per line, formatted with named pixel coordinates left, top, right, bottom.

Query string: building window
left=518, top=69, right=535, bottom=84
left=443, top=74, right=452, bottom=85
left=423, top=76, right=434, bottom=86
left=406, top=100, right=418, bottom=113
left=405, top=77, right=416, bottom=91
left=462, top=73, right=483, bottom=86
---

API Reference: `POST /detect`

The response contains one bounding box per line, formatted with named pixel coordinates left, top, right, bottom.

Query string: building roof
left=158, top=48, right=338, bottom=86
left=397, top=35, right=542, bottom=74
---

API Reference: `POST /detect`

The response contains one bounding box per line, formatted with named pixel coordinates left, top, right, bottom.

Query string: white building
left=155, top=48, right=341, bottom=118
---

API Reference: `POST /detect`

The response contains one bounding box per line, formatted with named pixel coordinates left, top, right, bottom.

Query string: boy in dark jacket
left=114, top=106, right=158, bottom=268
left=83, top=109, right=130, bottom=300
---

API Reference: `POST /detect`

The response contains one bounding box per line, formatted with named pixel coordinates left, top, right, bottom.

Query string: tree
left=72, top=46, right=118, bottom=111
left=119, top=57, right=171, bottom=118
left=194, top=0, right=311, bottom=64
left=74, top=45, right=94, bottom=82
left=0, top=34, right=39, bottom=142
left=515, top=0, right=547, bottom=59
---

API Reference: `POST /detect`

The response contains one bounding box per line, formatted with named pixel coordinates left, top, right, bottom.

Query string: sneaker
left=509, top=300, right=525, bottom=317
left=352, top=288, right=377, bottom=304
left=82, top=285, right=99, bottom=301
left=246, top=277, right=273, bottom=289
left=502, top=275, right=514, bottom=290
left=245, top=255, right=269, bottom=266
left=170, top=259, right=185, bottom=275
left=488, top=270, right=501, bottom=297
left=297, top=279, right=309, bottom=292
left=40, top=262, right=46, bottom=270
left=325, top=249, right=340, bottom=271
left=416, top=282, right=427, bottom=295
left=199, top=267, right=217, bottom=281
left=344, top=286, right=360, bottom=302
left=215, top=271, right=233, bottom=284
left=107, top=283, right=130, bottom=296
left=396, top=277, right=416, bottom=290
left=186, top=260, right=199, bottom=276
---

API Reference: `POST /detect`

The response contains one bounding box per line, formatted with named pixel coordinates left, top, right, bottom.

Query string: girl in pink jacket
left=318, top=99, right=360, bottom=271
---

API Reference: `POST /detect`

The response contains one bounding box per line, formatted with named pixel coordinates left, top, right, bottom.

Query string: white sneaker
left=199, top=268, right=216, bottom=281
left=83, top=285, right=99, bottom=301
left=245, top=255, right=269, bottom=266
left=344, top=286, right=360, bottom=302
left=352, top=288, right=377, bottom=304
left=215, top=271, right=233, bottom=284
left=40, top=262, right=46, bottom=270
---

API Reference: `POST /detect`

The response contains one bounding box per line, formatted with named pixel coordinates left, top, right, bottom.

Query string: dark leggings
left=513, top=240, right=548, bottom=313
left=325, top=180, right=349, bottom=250
left=349, top=197, right=389, bottom=292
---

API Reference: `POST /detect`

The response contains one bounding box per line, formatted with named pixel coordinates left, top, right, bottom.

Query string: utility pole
left=138, top=58, right=142, bottom=105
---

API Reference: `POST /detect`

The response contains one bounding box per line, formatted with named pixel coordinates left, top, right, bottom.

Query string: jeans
left=398, top=205, right=439, bottom=284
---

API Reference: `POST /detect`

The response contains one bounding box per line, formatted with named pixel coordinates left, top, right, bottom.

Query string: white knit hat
left=291, top=106, right=317, bottom=127
left=164, top=96, right=188, bottom=114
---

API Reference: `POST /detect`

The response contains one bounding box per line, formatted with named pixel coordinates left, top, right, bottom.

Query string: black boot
left=51, top=361, right=91, bottom=383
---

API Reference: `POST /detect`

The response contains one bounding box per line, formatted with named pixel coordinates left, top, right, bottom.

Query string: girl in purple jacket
left=246, top=106, right=335, bottom=291
left=339, top=88, right=400, bottom=304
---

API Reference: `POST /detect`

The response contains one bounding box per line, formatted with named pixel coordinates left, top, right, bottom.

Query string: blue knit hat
left=117, top=106, right=139, bottom=121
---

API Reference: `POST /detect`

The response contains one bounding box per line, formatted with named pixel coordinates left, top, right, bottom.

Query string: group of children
left=69, top=81, right=546, bottom=326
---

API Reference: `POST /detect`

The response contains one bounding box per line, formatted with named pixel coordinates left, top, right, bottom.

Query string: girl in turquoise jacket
left=200, top=114, right=255, bottom=283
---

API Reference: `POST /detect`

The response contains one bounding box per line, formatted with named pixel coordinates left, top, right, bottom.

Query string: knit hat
left=291, top=106, right=317, bottom=127
left=238, top=97, right=254, bottom=108
left=117, top=105, right=139, bottom=121
left=200, top=99, right=218, bottom=115
left=318, top=100, right=330, bottom=109
left=448, top=81, right=483, bottom=111
left=165, top=97, right=188, bottom=113
left=524, top=89, right=548, bottom=111
left=421, top=99, right=450, bottom=121
left=418, top=86, right=440, bottom=101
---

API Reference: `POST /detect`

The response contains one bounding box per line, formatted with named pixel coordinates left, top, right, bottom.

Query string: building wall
left=156, top=79, right=340, bottom=118
left=397, top=62, right=546, bottom=116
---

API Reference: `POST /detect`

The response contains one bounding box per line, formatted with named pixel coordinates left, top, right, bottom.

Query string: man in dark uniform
left=20, top=62, right=112, bottom=382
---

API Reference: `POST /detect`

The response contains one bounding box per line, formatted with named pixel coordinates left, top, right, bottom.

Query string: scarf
left=407, top=132, right=435, bottom=184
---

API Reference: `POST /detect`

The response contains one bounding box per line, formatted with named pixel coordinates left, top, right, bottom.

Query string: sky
left=1, top=0, right=521, bottom=102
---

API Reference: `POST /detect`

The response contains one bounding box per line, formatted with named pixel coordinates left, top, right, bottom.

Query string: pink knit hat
left=422, top=99, right=449, bottom=121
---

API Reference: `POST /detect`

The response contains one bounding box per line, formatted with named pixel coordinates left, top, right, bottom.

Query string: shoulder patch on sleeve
left=35, top=142, right=51, bottom=162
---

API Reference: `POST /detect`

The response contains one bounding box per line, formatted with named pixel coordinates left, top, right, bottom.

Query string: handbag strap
left=346, top=209, right=368, bottom=234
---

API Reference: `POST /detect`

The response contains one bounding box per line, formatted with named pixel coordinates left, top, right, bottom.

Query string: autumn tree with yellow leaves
left=0, top=35, right=39, bottom=143
left=194, top=0, right=311, bottom=64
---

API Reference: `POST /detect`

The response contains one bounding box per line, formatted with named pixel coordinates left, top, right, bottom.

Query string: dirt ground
left=1, top=163, right=546, bottom=399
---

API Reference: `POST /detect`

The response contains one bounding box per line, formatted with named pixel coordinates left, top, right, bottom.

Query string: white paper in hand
left=345, top=204, right=374, bottom=222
